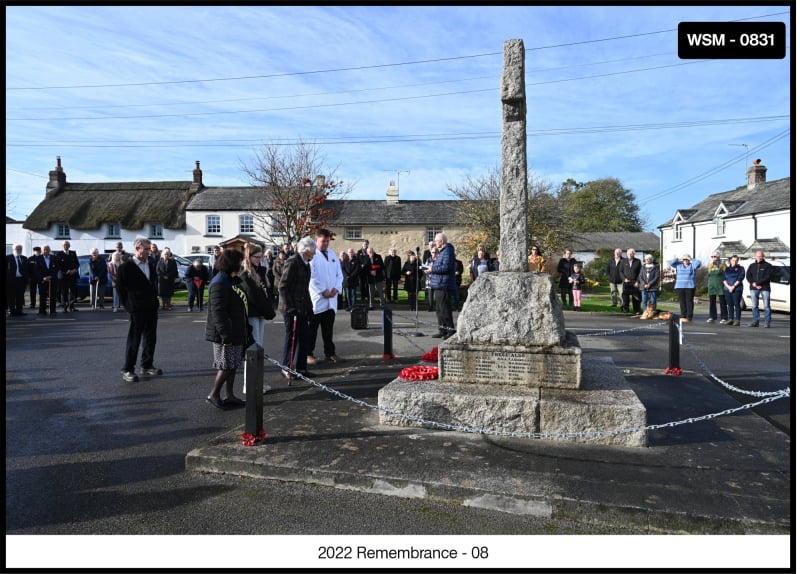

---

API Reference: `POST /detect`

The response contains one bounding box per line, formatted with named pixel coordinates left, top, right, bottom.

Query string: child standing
left=568, top=262, right=585, bottom=311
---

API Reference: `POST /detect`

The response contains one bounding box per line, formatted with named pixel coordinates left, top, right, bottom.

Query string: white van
left=740, top=258, right=791, bottom=313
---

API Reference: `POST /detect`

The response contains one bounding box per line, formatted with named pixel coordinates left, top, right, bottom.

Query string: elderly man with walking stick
left=278, top=236, right=317, bottom=382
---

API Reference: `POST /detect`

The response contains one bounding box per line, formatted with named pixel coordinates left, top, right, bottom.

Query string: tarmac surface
left=185, top=303, right=793, bottom=535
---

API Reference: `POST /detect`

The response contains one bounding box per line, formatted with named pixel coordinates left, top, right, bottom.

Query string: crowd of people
left=7, top=236, right=778, bottom=409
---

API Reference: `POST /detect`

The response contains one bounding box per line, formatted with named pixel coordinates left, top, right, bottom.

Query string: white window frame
left=106, top=223, right=121, bottom=238
left=239, top=214, right=255, bottom=234
left=149, top=223, right=164, bottom=239
left=425, top=227, right=441, bottom=244
left=206, top=215, right=221, bottom=235
left=673, top=223, right=682, bottom=241
left=56, top=223, right=70, bottom=239
left=345, top=226, right=362, bottom=240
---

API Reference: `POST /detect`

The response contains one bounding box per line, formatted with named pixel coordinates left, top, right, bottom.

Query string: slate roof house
left=568, top=232, right=660, bottom=265
left=185, top=179, right=463, bottom=258
left=658, top=160, right=791, bottom=266
left=20, top=158, right=464, bottom=259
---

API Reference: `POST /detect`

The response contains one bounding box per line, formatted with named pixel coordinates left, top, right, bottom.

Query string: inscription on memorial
left=440, top=345, right=581, bottom=389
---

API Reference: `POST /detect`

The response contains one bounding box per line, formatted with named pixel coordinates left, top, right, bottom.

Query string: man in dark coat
left=620, top=248, right=642, bottom=314
left=383, top=248, right=402, bottom=303
left=356, top=240, right=371, bottom=301
left=56, top=240, right=80, bottom=312
left=278, top=236, right=316, bottom=380
left=36, top=245, right=59, bottom=315
left=6, top=244, right=29, bottom=316
left=425, top=233, right=456, bottom=339
left=28, top=246, right=41, bottom=309
left=117, top=237, right=161, bottom=383
left=557, top=249, right=577, bottom=310
left=605, top=248, right=625, bottom=307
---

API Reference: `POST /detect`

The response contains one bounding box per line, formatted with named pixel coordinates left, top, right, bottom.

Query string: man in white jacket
left=307, top=228, right=344, bottom=364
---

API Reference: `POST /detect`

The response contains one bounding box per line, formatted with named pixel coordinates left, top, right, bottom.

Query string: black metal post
left=244, top=344, right=264, bottom=435
left=668, top=314, right=681, bottom=370
left=382, top=307, right=395, bottom=359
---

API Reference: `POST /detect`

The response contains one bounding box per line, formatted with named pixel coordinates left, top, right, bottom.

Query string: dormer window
left=714, top=215, right=725, bottom=236
left=673, top=222, right=682, bottom=241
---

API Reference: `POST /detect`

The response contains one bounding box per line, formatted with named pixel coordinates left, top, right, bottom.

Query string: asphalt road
left=5, top=300, right=791, bottom=568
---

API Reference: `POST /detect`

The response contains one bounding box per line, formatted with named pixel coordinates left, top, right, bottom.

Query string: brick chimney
left=747, top=158, right=767, bottom=190
left=386, top=180, right=399, bottom=204
left=45, top=156, right=67, bottom=198
left=192, top=160, right=203, bottom=185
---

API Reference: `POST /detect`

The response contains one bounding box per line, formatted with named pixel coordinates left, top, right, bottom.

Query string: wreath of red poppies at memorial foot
left=399, top=365, right=439, bottom=381
left=421, top=347, right=438, bottom=363
left=664, top=367, right=683, bottom=376
left=241, top=428, right=267, bottom=446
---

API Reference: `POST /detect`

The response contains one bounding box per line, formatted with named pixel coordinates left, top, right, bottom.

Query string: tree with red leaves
left=240, top=141, right=351, bottom=244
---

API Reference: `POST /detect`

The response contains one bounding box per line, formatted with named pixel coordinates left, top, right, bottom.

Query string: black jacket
left=342, top=257, right=361, bottom=288
left=746, top=260, right=772, bottom=292
left=36, top=253, right=58, bottom=284
left=117, top=257, right=159, bottom=313
left=621, top=257, right=642, bottom=289
left=384, top=255, right=402, bottom=281
left=205, top=273, right=251, bottom=346
left=557, top=257, right=576, bottom=288
left=606, top=257, right=625, bottom=284
left=6, top=254, right=29, bottom=284
left=240, top=268, right=276, bottom=320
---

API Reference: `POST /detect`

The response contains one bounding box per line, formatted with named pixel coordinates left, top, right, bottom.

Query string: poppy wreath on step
left=399, top=365, right=439, bottom=381
left=664, top=367, right=683, bottom=376
left=421, top=347, right=439, bottom=363
left=241, top=427, right=267, bottom=446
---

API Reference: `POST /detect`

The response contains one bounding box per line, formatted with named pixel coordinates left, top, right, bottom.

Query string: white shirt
left=309, top=248, right=342, bottom=314
left=134, top=256, right=151, bottom=280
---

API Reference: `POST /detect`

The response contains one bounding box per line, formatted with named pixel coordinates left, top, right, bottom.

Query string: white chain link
left=264, top=311, right=789, bottom=439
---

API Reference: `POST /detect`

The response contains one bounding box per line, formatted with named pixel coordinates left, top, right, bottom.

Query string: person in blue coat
left=425, top=233, right=456, bottom=339
left=668, top=253, right=702, bottom=323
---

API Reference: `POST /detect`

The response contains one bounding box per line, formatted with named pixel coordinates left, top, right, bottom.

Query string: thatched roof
left=23, top=182, right=195, bottom=231
left=658, top=176, right=791, bottom=228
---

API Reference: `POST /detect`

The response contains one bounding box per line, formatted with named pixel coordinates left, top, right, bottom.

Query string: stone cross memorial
left=378, top=39, right=647, bottom=447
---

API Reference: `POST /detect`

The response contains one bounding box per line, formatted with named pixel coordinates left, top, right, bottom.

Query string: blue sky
left=6, top=5, right=793, bottom=233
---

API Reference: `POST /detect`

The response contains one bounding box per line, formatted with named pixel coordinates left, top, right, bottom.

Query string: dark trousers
left=359, top=273, right=369, bottom=300
left=724, top=287, right=743, bottom=321
left=29, top=280, right=38, bottom=308
left=675, top=287, right=696, bottom=319
left=385, top=279, right=399, bottom=302
left=7, top=277, right=27, bottom=314
left=187, top=282, right=205, bottom=309
left=621, top=283, right=641, bottom=313
left=434, top=288, right=454, bottom=337
left=407, top=289, right=418, bottom=310
left=309, top=309, right=336, bottom=358
left=60, top=274, right=78, bottom=309
left=709, top=294, right=728, bottom=320
left=39, top=279, right=57, bottom=313
left=123, top=309, right=158, bottom=372
left=560, top=286, right=574, bottom=310
left=283, top=313, right=310, bottom=372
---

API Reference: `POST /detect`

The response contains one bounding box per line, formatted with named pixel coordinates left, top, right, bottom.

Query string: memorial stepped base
left=378, top=356, right=648, bottom=447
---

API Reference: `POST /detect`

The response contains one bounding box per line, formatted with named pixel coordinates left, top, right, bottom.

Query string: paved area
left=186, top=305, right=792, bottom=534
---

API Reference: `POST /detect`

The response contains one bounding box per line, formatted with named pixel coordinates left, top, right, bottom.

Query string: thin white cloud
left=5, top=5, right=792, bottom=231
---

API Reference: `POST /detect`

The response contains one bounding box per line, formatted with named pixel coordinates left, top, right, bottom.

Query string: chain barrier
left=263, top=354, right=788, bottom=439
left=264, top=308, right=789, bottom=440
left=682, top=338, right=789, bottom=398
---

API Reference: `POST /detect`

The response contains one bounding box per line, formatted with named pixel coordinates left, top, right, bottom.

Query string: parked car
left=77, top=254, right=111, bottom=300
left=181, top=254, right=211, bottom=270
left=740, top=258, right=791, bottom=313
left=173, top=255, right=191, bottom=289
